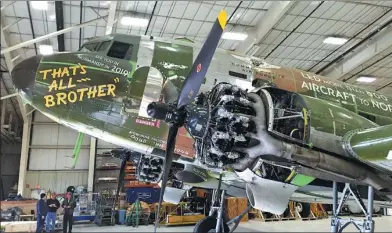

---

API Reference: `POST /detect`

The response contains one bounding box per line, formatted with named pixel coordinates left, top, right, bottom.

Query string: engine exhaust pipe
left=292, top=147, right=392, bottom=191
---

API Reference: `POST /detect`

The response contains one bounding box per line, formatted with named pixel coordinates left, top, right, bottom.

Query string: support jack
left=194, top=174, right=251, bottom=233
left=331, top=181, right=375, bottom=233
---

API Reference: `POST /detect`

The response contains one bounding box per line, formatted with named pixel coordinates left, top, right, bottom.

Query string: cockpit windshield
left=79, top=42, right=100, bottom=52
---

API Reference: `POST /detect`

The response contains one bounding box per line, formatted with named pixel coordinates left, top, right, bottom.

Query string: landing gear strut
left=194, top=174, right=251, bottom=233
left=331, top=181, right=375, bottom=233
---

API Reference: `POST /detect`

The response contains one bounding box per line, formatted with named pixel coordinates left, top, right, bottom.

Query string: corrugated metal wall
left=25, top=111, right=119, bottom=196
left=24, top=112, right=93, bottom=195
left=29, top=112, right=91, bottom=170
left=24, top=170, right=88, bottom=197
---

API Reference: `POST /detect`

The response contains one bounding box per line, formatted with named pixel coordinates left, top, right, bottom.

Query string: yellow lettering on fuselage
left=43, top=84, right=117, bottom=108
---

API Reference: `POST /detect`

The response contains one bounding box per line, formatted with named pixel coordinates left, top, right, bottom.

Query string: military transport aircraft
left=10, top=9, right=392, bottom=233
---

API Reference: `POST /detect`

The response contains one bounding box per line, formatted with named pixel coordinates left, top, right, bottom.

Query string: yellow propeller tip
left=218, top=10, right=227, bottom=30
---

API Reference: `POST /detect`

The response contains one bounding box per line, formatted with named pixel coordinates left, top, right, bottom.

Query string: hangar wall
left=23, top=111, right=93, bottom=196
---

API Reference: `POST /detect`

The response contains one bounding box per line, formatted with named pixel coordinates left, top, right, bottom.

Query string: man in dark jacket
left=46, top=192, right=60, bottom=232
left=36, top=193, right=47, bottom=233
left=62, top=192, right=76, bottom=233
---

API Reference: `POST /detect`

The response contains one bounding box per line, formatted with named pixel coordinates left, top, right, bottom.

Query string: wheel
left=296, top=202, right=311, bottom=217
left=193, top=216, right=229, bottom=233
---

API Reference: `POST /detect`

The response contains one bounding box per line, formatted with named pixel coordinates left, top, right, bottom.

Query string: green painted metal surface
left=290, top=174, right=315, bottom=187
left=300, top=94, right=378, bottom=137
left=344, top=124, right=392, bottom=161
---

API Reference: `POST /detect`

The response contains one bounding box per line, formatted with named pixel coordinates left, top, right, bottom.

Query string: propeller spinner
left=146, top=10, right=227, bottom=232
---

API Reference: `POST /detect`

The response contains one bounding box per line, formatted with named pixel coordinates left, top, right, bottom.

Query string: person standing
left=36, top=193, right=47, bottom=233
left=62, top=192, right=76, bottom=233
left=46, top=192, right=60, bottom=232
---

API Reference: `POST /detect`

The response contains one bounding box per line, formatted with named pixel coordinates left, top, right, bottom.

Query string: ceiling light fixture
left=222, top=32, right=248, bottom=41
left=39, top=45, right=54, bottom=55
left=120, top=17, right=149, bottom=27
left=31, top=1, right=48, bottom=10
left=323, top=36, right=348, bottom=45
left=356, top=76, right=376, bottom=83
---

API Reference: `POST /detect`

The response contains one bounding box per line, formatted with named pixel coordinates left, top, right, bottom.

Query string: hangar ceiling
left=1, top=1, right=392, bottom=133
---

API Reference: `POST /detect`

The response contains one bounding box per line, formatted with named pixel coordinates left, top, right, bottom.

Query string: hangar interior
left=1, top=0, right=392, bottom=232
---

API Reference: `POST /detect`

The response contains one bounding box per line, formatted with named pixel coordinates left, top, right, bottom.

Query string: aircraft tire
left=296, top=202, right=311, bottom=218
left=193, top=216, right=229, bottom=233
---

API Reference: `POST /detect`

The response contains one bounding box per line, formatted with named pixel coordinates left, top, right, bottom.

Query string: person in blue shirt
left=36, top=193, right=47, bottom=233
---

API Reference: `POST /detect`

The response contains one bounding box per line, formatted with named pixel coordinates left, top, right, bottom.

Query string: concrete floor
left=74, top=216, right=392, bottom=232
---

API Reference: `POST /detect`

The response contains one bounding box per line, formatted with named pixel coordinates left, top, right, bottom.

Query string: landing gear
left=194, top=174, right=251, bottom=233
left=331, top=182, right=375, bottom=233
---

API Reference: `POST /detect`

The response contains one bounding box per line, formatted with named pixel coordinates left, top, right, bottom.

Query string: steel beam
left=1, top=99, right=6, bottom=127
left=1, top=15, right=108, bottom=55
left=1, top=15, right=27, bottom=121
left=322, top=23, right=392, bottom=79
left=105, top=1, right=118, bottom=35
left=87, top=137, right=97, bottom=192
left=1, top=92, right=18, bottom=100
left=235, top=1, right=292, bottom=55
left=2, top=17, right=23, bottom=31
left=0, top=1, right=15, bottom=11
left=55, top=1, right=65, bottom=52
left=17, top=114, right=32, bottom=195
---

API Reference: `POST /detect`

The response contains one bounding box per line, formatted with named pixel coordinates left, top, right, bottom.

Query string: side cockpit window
left=97, top=41, right=111, bottom=52
left=107, top=41, right=133, bottom=60
left=79, top=42, right=100, bottom=52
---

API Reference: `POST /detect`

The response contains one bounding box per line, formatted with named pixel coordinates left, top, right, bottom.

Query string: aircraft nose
left=11, top=55, right=43, bottom=90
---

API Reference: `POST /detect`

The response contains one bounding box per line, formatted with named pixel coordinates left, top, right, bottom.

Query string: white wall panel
left=31, top=124, right=60, bottom=146
left=29, top=112, right=92, bottom=171
left=57, top=126, right=91, bottom=146
left=33, top=112, right=53, bottom=122
left=24, top=170, right=88, bottom=196
left=29, top=149, right=90, bottom=170
left=31, top=124, right=91, bottom=146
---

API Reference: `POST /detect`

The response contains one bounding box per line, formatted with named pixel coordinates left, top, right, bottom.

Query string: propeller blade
left=154, top=126, right=179, bottom=232
left=177, top=10, right=227, bottom=108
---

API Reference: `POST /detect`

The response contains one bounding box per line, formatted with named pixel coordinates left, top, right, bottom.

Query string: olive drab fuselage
left=19, top=33, right=392, bottom=177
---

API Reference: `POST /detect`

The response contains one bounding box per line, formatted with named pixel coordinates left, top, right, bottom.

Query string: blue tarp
left=126, top=188, right=161, bottom=203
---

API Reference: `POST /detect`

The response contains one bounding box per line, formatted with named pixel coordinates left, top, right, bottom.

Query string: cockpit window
left=97, top=41, right=111, bottom=52
left=107, top=41, right=133, bottom=59
left=79, top=42, right=99, bottom=52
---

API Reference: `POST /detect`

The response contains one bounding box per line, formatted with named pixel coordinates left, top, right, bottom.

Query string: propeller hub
left=147, top=102, right=186, bottom=126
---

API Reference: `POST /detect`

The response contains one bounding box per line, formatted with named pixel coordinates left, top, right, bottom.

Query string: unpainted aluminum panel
left=24, top=170, right=88, bottom=196
left=29, top=149, right=89, bottom=170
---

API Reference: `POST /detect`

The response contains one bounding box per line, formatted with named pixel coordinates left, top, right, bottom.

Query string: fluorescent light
left=356, top=76, right=376, bottom=83
left=323, top=36, right=348, bottom=45
left=39, top=45, right=53, bottom=55
left=31, top=1, right=48, bottom=10
left=120, top=17, right=149, bottom=27
left=222, top=32, right=248, bottom=41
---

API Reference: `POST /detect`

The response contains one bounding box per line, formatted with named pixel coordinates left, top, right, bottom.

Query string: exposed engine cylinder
left=189, top=83, right=256, bottom=168
left=136, top=154, right=164, bottom=183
